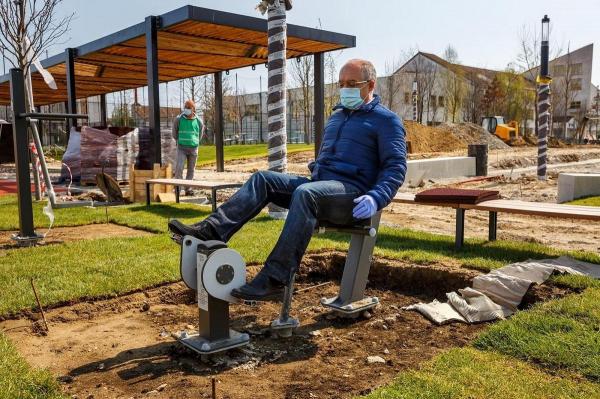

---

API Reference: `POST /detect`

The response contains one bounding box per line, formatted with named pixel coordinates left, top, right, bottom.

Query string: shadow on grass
left=127, top=204, right=210, bottom=219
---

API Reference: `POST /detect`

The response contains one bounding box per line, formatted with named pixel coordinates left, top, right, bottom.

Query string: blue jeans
left=204, top=171, right=362, bottom=284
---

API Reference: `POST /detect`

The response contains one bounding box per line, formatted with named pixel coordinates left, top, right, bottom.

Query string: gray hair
left=342, top=59, right=377, bottom=81
left=360, top=60, right=377, bottom=81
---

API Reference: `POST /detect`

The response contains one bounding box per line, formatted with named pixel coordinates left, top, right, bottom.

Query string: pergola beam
left=214, top=71, right=224, bottom=172
left=145, top=15, right=161, bottom=166
left=65, top=48, right=77, bottom=138
left=314, top=52, right=325, bottom=157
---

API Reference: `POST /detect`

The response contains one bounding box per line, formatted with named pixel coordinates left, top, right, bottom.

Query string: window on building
left=438, top=96, right=445, bottom=107
left=571, top=78, right=582, bottom=91
left=429, top=95, right=437, bottom=108
left=571, top=63, right=583, bottom=75
left=553, top=64, right=566, bottom=76
left=404, top=92, right=410, bottom=104
left=569, top=101, right=582, bottom=109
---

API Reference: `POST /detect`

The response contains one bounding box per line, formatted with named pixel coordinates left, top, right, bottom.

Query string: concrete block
left=557, top=173, right=600, bottom=203
left=403, top=157, right=476, bottom=186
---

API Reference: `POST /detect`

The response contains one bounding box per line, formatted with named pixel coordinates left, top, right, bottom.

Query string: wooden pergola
left=0, top=5, right=355, bottom=170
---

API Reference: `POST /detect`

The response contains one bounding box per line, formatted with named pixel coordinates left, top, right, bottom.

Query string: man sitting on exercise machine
left=168, top=59, right=407, bottom=302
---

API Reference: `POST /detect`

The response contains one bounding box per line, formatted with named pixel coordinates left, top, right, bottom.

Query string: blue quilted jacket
left=311, top=95, right=407, bottom=210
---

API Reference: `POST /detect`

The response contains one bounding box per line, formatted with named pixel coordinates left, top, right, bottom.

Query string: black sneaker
left=168, top=219, right=214, bottom=241
left=231, top=272, right=285, bottom=302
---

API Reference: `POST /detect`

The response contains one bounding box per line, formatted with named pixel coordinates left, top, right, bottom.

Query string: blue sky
left=38, top=0, right=600, bottom=103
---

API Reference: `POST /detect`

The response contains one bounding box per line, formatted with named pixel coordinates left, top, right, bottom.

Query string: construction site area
left=2, top=2, right=600, bottom=399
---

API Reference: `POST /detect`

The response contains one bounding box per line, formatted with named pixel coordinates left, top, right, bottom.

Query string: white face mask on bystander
left=183, top=108, right=192, bottom=116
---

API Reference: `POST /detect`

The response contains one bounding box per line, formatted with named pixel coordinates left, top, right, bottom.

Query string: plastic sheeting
left=135, top=127, right=177, bottom=170
left=60, top=127, right=81, bottom=181
left=404, top=256, right=600, bottom=325
left=63, top=126, right=176, bottom=184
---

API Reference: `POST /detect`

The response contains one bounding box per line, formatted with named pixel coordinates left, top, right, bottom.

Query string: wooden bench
left=145, top=178, right=243, bottom=211
left=392, top=192, right=600, bottom=249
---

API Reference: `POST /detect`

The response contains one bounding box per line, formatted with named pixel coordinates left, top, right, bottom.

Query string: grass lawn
left=1, top=194, right=600, bottom=397
left=196, top=143, right=313, bottom=166
left=568, top=196, right=600, bottom=207
left=365, top=348, right=600, bottom=399
left=0, top=333, right=64, bottom=399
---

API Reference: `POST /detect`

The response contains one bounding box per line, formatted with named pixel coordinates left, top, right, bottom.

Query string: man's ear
left=369, top=80, right=376, bottom=92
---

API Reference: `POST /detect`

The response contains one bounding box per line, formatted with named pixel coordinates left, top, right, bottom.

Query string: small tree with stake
left=0, top=0, right=73, bottom=74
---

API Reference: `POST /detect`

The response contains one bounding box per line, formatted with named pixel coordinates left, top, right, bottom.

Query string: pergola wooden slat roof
left=0, top=5, right=355, bottom=105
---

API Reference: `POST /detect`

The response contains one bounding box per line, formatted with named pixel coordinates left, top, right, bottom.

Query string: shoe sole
left=231, top=290, right=284, bottom=303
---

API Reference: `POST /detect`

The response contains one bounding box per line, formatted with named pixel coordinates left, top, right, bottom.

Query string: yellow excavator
left=481, top=116, right=519, bottom=144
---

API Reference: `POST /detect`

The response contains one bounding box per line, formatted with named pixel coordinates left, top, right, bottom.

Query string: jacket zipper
left=331, top=111, right=353, bottom=154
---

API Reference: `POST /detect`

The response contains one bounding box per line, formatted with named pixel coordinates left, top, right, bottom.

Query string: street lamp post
left=537, top=15, right=552, bottom=181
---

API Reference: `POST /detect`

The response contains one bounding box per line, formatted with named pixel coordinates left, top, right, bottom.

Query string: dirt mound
left=523, top=135, right=569, bottom=148
left=404, top=121, right=466, bottom=153
left=439, top=122, right=510, bottom=150
left=404, top=121, right=509, bottom=153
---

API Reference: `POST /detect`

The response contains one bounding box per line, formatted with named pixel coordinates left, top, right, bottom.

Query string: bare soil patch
left=0, top=251, right=573, bottom=399
left=0, top=223, right=152, bottom=250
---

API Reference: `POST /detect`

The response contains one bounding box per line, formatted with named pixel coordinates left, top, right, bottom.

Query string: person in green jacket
left=172, top=99, right=204, bottom=195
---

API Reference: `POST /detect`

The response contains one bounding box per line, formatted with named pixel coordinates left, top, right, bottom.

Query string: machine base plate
left=178, top=329, right=250, bottom=355
left=320, top=296, right=379, bottom=317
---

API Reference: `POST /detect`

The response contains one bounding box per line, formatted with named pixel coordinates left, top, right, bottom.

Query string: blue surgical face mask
left=183, top=108, right=192, bottom=116
left=339, top=88, right=364, bottom=110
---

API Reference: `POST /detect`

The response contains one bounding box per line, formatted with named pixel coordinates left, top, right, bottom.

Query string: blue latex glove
left=352, top=195, right=377, bottom=219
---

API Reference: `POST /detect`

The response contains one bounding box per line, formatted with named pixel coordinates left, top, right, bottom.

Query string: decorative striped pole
left=260, top=0, right=291, bottom=219
left=537, top=15, right=551, bottom=181
left=266, top=0, right=288, bottom=174
left=412, top=80, right=418, bottom=122
left=537, top=83, right=551, bottom=180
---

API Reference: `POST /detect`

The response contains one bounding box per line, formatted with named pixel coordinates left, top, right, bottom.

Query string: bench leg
left=488, top=211, right=497, bottom=241
left=455, top=208, right=465, bottom=250
left=175, top=186, right=180, bottom=203
left=145, top=182, right=151, bottom=206
left=211, top=188, right=218, bottom=212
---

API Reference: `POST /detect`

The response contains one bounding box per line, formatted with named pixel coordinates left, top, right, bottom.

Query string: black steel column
left=314, top=52, right=325, bottom=157
left=145, top=15, right=161, bottom=166
left=65, top=48, right=77, bottom=140
left=214, top=71, right=224, bottom=172
left=10, top=69, right=35, bottom=238
left=99, top=93, right=107, bottom=127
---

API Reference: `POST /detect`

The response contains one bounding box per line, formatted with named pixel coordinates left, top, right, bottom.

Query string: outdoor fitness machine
left=175, top=234, right=250, bottom=355
left=271, top=212, right=382, bottom=337
left=171, top=211, right=382, bottom=352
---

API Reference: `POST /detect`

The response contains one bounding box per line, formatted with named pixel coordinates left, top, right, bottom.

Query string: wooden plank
left=157, top=192, right=177, bottom=203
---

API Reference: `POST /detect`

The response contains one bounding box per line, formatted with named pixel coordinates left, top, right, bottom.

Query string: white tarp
left=404, top=256, right=600, bottom=325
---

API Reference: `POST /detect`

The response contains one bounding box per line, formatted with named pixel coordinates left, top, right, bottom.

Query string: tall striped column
left=537, top=83, right=551, bottom=180
left=412, top=80, right=418, bottom=122
left=266, top=0, right=289, bottom=219
left=267, top=0, right=288, bottom=174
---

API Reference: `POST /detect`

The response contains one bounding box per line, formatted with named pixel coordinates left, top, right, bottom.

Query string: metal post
left=99, top=93, right=107, bottom=126
left=65, top=48, right=77, bottom=140
left=259, top=75, right=264, bottom=143
left=145, top=15, right=161, bottom=166
left=214, top=71, right=225, bottom=172
left=455, top=208, right=465, bottom=250
left=314, top=52, right=324, bottom=157
left=537, top=15, right=551, bottom=181
left=412, top=80, right=418, bottom=122
left=488, top=211, right=497, bottom=241
left=10, top=68, right=36, bottom=238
